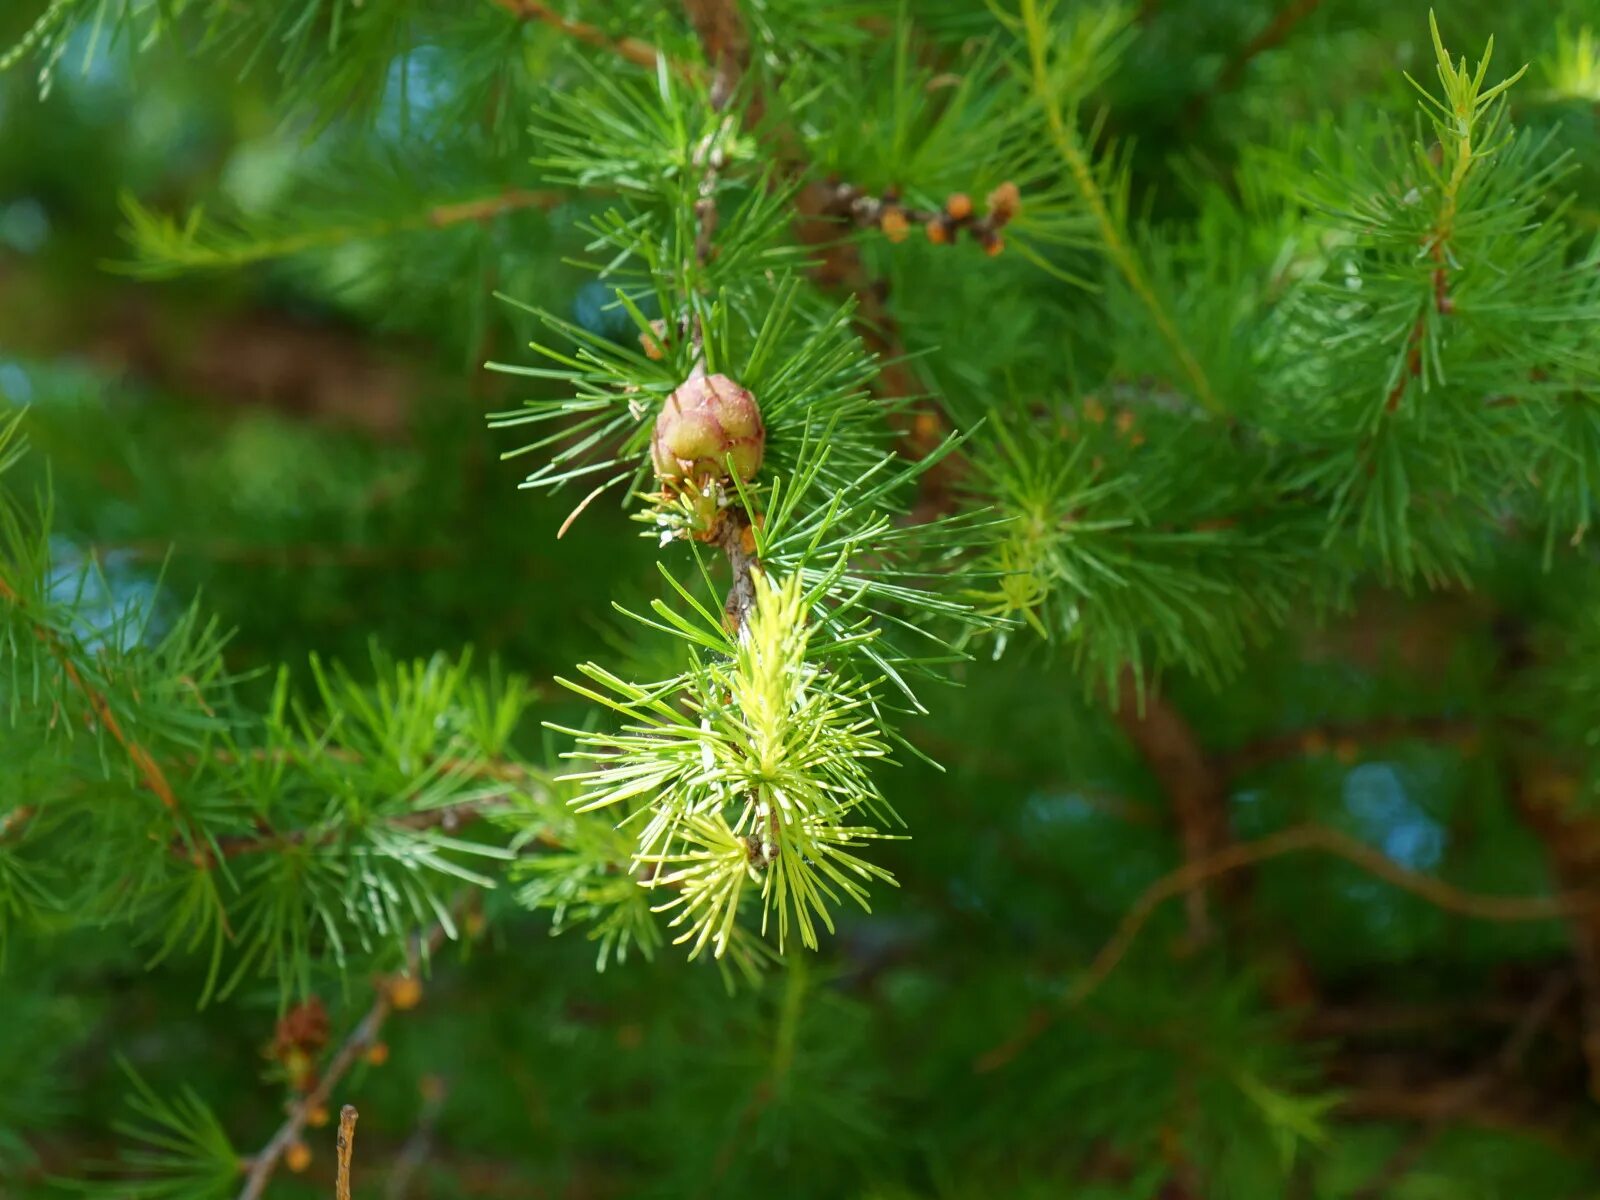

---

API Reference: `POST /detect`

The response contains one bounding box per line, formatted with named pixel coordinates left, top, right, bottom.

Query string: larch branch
left=236, top=916, right=457, bottom=1200
left=486, top=0, right=663, bottom=70
left=0, top=572, right=183, bottom=820
left=1019, top=0, right=1217, bottom=415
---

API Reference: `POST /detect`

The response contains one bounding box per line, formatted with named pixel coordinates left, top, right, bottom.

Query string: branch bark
left=487, top=0, right=664, bottom=70
left=1114, top=678, right=1230, bottom=945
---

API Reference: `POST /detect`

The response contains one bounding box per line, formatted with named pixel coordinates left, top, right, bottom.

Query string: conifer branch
left=808, top=180, right=1020, bottom=255
left=1015, top=0, right=1218, bottom=415
left=974, top=824, right=1593, bottom=1072
left=0, top=572, right=184, bottom=821
left=236, top=916, right=457, bottom=1200
left=486, top=0, right=664, bottom=71
left=119, top=188, right=566, bottom=277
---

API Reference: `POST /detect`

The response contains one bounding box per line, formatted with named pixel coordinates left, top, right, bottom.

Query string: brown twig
left=683, top=0, right=748, bottom=108
left=675, top=0, right=763, bottom=635
left=806, top=180, right=1019, bottom=256
left=336, top=1106, right=360, bottom=1200
left=486, top=0, right=664, bottom=71
left=715, top=508, right=759, bottom=633
left=236, top=916, right=458, bottom=1200
left=973, top=824, right=1593, bottom=1073
left=1114, top=679, right=1229, bottom=946
left=797, top=180, right=1017, bottom=492
left=427, top=189, right=564, bottom=228
left=1349, top=971, right=1572, bottom=1199
left=0, top=572, right=186, bottom=823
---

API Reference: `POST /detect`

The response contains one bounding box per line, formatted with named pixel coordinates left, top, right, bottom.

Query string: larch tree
left=4, top=0, right=1600, bottom=1196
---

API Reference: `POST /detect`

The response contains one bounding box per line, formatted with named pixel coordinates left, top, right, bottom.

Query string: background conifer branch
left=976, top=823, right=1594, bottom=1073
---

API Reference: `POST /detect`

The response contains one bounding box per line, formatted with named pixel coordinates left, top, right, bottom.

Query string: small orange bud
left=880, top=207, right=910, bottom=243
left=389, top=975, right=423, bottom=1011
left=739, top=522, right=758, bottom=556
left=1302, top=730, right=1330, bottom=755
left=945, top=192, right=973, bottom=220
left=286, top=1142, right=312, bottom=1173
left=307, top=1105, right=330, bottom=1128
left=987, top=180, right=1021, bottom=224
left=365, top=1041, right=390, bottom=1067
left=1114, top=410, right=1136, bottom=436
left=926, top=219, right=950, bottom=245
left=984, top=235, right=1005, bottom=258
left=1082, top=397, right=1106, bottom=425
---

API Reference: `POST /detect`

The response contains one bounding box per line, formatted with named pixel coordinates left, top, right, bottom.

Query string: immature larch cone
left=651, top=372, right=765, bottom=487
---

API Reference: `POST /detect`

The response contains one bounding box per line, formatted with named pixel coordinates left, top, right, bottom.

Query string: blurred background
left=5, top=1, right=1600, bottom=1197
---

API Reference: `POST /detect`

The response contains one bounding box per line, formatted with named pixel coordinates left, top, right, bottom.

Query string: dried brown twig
left=336, top=1106, right=360, bottom=1200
